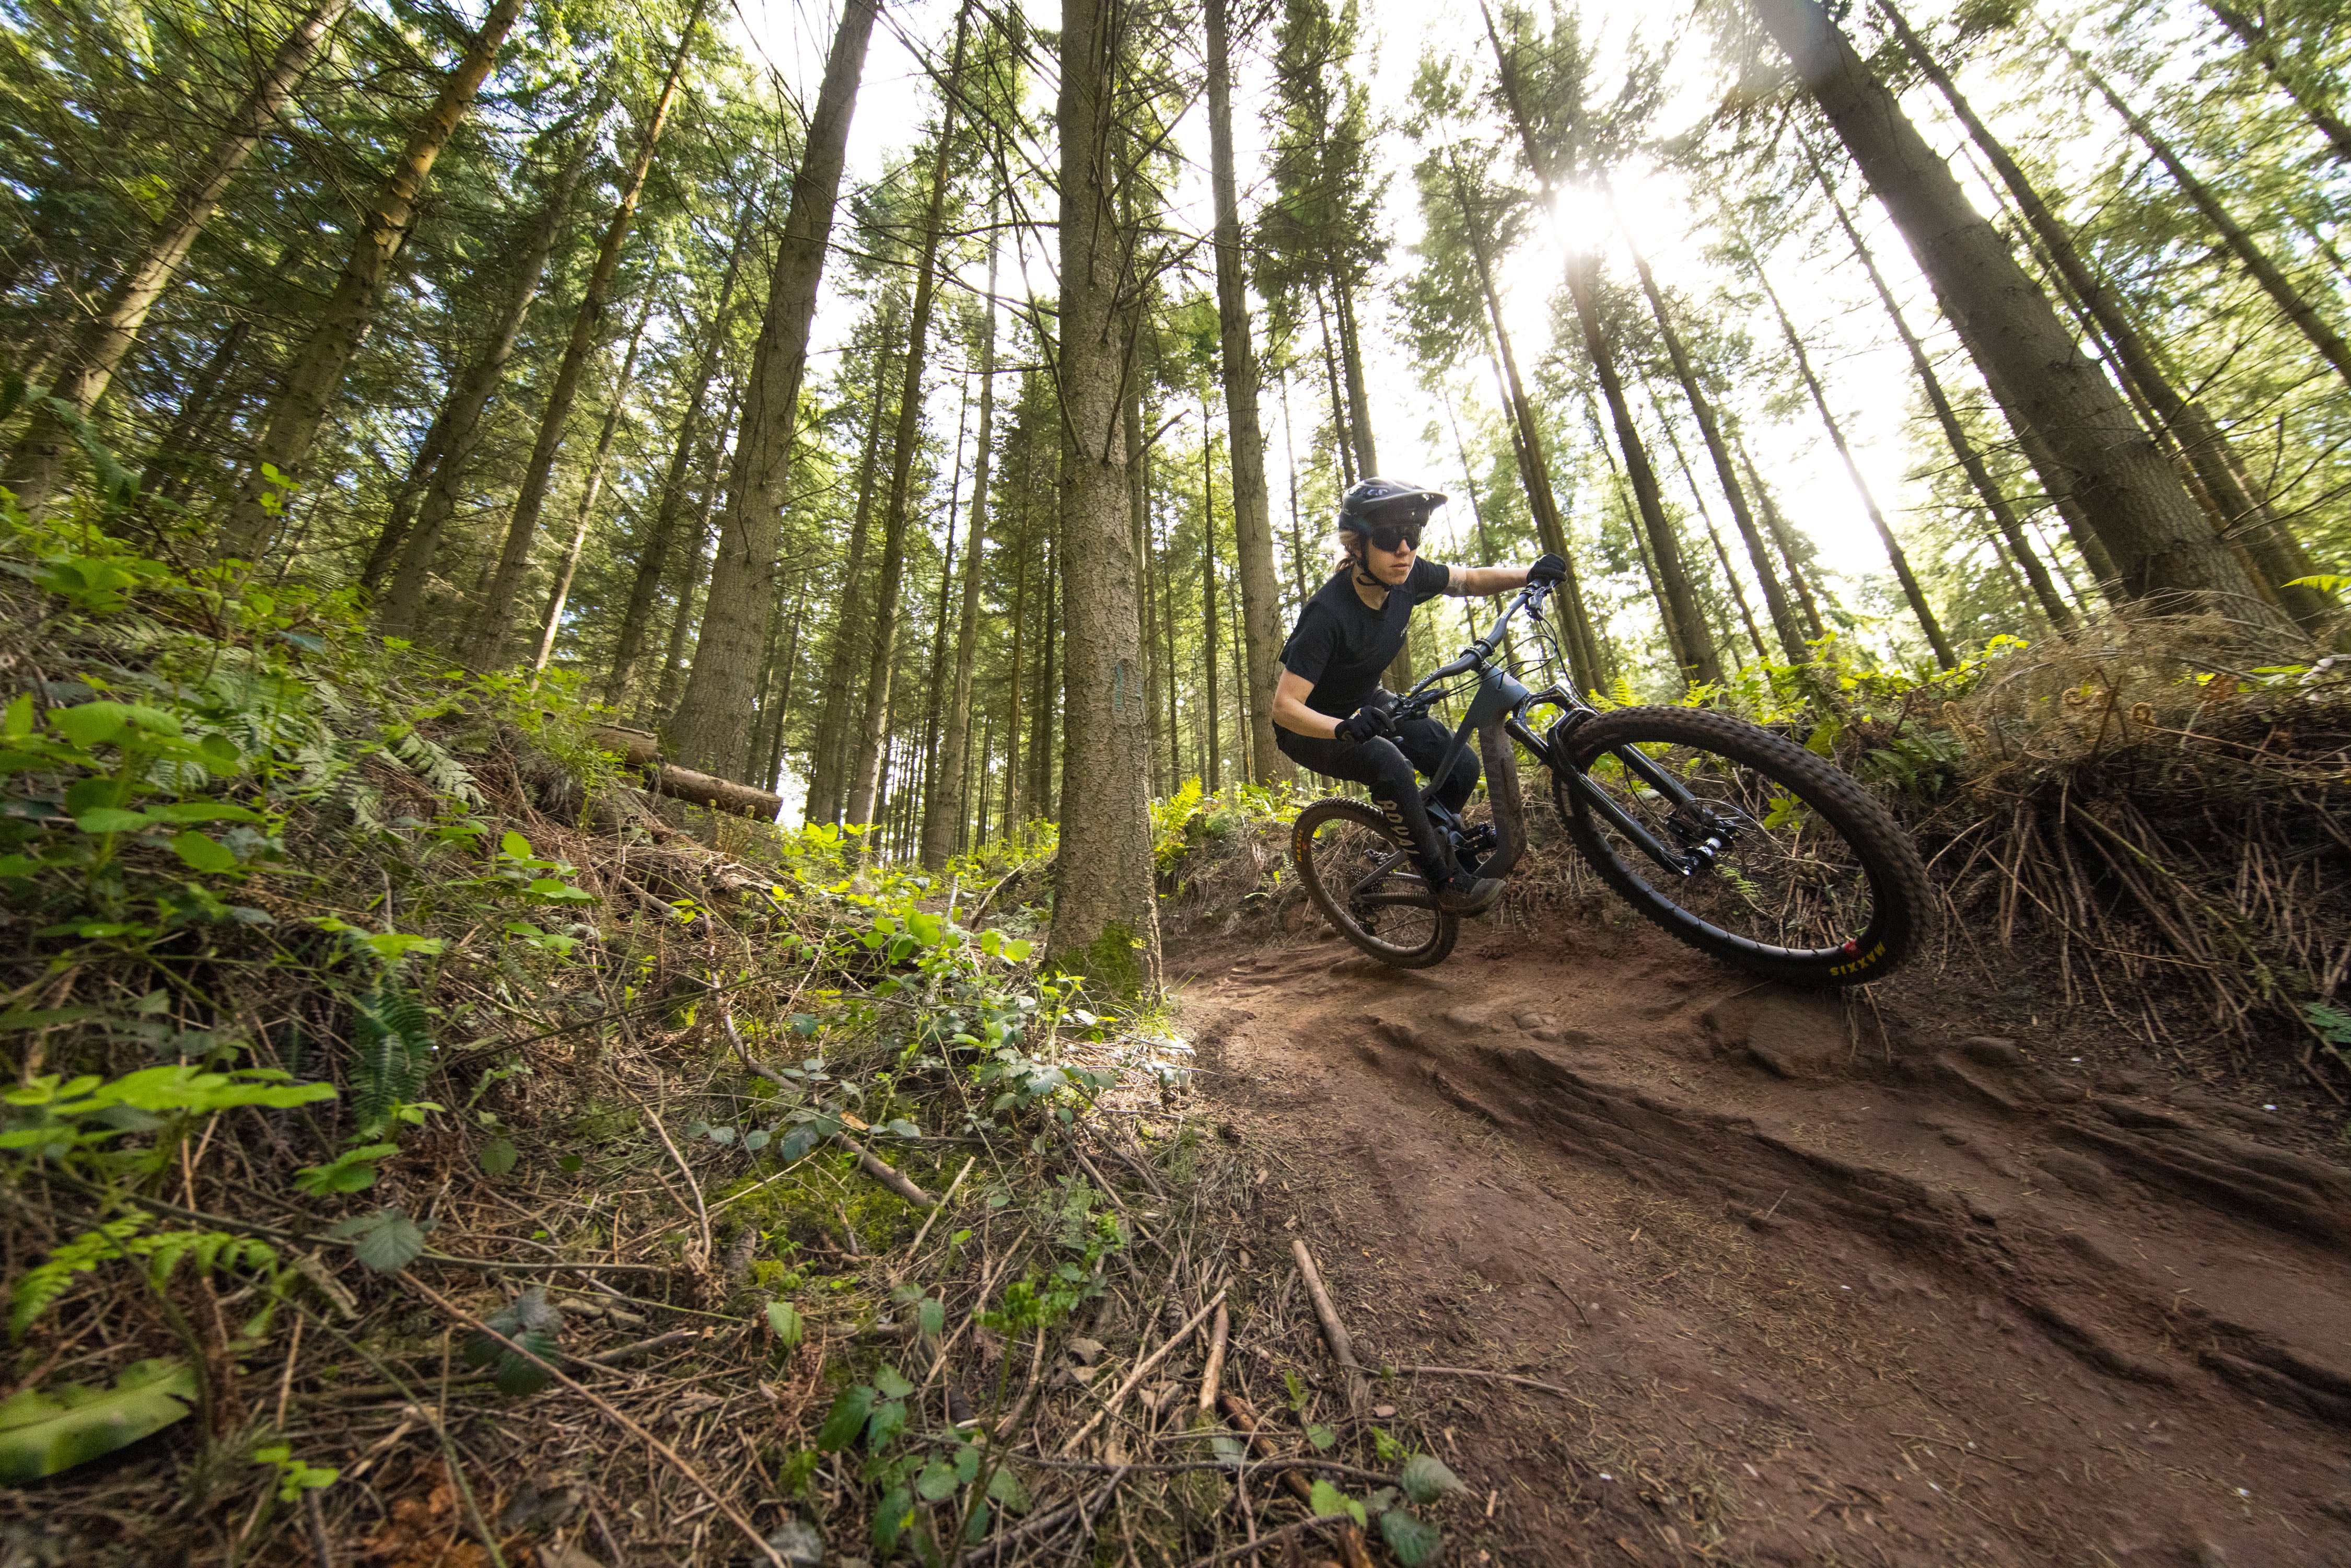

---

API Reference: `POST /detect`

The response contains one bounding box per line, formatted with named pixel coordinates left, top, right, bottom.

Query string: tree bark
left=1801, top=135, right=2075, bottom=632
left=533, top=294, right=654, bottom=670
left=1442, top=158, right=1607, bottom=690
left=461, top=0, right=703, bottom=667
left=1735, top=432, right=1828, bottom=640
left=805, top=306, right=899, bottom=826
left=1472, top=18, right=1714, bottom=686
left=220, top=0, right=521, bottom=559
left=5, top=0, right=353, bottom=514
left=670, top=0, right=879, bottom=781
left=1045, top=0, right=1161, bottom=991
left=1621, top=214, right=1811, bottom=661
left=1200, top=416, right=1223, bottom=794
left=655, top=392, right=737, bottom=719
left=1752, top=255, right=1956, bottom=667
left=1879, top=9, right=2324, bottom=630
left=845, top=2, right=975, bottom=829
left=1646, top=390, right=1768, bottom=663
left=602, top=200, right=753, bottom=705
left=1566, top=258, right=1721, bottom=687
left=1751, top=0, right=2280, bottom=627
left=2201, top=0, right=2351, bottom=165
left=925, top=237, right=999, bottom=866
left=1310, top=277, right=1355, bottom=486
left=2064, top=38, right=2351, bottom=391
left=1206, top=0, right=1287, bottom=784
left=376, top=124, right=596, bottom=640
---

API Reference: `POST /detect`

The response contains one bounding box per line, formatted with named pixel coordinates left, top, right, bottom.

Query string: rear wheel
left=1552, top=706, right=1929, bottom=986
left=1291, top=798, right=1458, bottom=969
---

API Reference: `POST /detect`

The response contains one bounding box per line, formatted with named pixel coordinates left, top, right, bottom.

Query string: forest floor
left=1162, top=899, right=2351, bottom=1567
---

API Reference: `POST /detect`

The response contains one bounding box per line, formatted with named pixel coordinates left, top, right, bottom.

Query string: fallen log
left=592, top=725, right=779, bottom=819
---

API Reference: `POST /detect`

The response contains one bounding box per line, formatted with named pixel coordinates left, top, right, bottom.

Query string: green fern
left=10, top=1218, right=145, bottom=1340
left=352, top=979, right=433, bottom=1136
left=393, top=730, right=482, bottom=808
left=9, top=1218, right=286, bottom=1341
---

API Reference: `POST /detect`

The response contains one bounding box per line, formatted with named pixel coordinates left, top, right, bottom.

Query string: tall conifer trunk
left=1206, top=0, right=1286, bottom=782
left=2058, top=34, right=2351, bottom=392
left=923, top=223, right=1002, bottom=867
left=1876, top=11, right=2329, bottom=630
left=377, top=125, right=596, bottom=639
left=533, top=295, right=653, bottom=669
left=6, top=0, right=353, bottom=513
left=1621, top=210, right=1810, bottom=661
left=1749, top=0, right=2282, bottom=626
left=845, top=3, right=975, bottom=828
left=1200, top=419, right=1221, bottom=794
left=671, top=0, right=881, bottom=780
left=806, top=312, right=899, bottom=825
left=604, top=201, right=753, bottom=704
left=1475, top=14, right=1716, bottom=685
left=1444, top=158, right=1606, bottom=688
left=220, top=0, right=522, bottom=559
left=1801, top=135, right=2075, bottom=632
left=1753, top=255, right=1956, bottom=667
left=462, top=0, right=703, bottom=666
left=2201, top=1, right=2351, bottom=164
left=1046, top=0, right=1161, bottom=989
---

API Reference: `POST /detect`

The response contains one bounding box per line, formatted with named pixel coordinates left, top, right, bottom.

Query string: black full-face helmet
left=1337, top=477, right=1448, bottom=536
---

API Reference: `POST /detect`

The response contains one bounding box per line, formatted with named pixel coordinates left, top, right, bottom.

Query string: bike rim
left=1304, top=807, right=1445, bottom=957
left=1575, top=740, right=1879, bottom=960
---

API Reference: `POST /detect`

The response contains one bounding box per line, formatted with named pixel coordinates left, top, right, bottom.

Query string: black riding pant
left=1276, top=696, right=1480, bottom=875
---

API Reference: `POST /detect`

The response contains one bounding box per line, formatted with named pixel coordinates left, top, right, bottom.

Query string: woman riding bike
left=1273, top=476, right=1568, bottom=916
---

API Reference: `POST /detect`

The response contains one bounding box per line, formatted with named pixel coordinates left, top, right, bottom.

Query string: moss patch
left=1056, top=919, right=1148, bottom=999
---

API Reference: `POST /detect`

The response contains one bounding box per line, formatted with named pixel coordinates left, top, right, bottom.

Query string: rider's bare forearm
left=1273, top=672, right=1341, bottom=738
left=1450, top=564, right=1533, bottom=596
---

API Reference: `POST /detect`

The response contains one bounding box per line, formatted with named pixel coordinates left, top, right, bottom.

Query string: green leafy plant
left=462, top=1286, right=564, bottom=1395
left=253, top=1441, right=340, bottom=1502
left=0, top=1358, right=197, bottom=1482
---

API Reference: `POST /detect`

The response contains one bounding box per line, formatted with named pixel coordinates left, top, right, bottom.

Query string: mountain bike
left=1289, top=578, right=1930, bottom=982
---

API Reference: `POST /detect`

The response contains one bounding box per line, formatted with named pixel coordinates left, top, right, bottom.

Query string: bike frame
left=1395, top=582, right=1733, bottom=882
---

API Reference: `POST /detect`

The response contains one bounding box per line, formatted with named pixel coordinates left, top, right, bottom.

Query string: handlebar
left=1395, top=579, right=1555, bottom=718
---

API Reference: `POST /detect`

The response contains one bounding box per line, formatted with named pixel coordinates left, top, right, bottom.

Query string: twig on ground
left=836, top=1131, right=937, bottom=1207
left=631, top=1096, right=711, bottom=1268
left=1057, top=1288, right=1228, bottom=1457
left=896, top=1156, right=975, bottom=1281
left=1291, top=1238, right=1370, bottom=1414
left=1196, top=1299, right=1230, bottom=1412
left=398, top=1273, right=786, bottom=1568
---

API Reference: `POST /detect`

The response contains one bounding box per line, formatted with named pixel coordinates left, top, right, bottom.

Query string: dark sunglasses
left=1366, top=521, right=1423, bottom=553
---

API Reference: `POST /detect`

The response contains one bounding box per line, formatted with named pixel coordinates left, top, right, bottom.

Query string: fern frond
left=10, top=1217, right=146, bottom=1339
left=352, top=978, right=433, bottom=1134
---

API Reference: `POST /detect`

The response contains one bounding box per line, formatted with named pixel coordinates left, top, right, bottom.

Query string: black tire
left=1552, top=706, right=1930, bottom=986
left=1291, top=798, right=1459, bottom=969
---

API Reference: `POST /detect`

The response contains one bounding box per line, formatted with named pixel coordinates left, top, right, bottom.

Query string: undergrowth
left=0, top=504, right=1472, bottom=1567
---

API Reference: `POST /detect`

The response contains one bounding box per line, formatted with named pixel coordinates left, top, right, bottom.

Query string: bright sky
left=723, top=0, right=2119, bottom=697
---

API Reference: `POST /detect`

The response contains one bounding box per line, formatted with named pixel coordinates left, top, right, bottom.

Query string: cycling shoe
left=1431, top=868, right=1504, bottom=916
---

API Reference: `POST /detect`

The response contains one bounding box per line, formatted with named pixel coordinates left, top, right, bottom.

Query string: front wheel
left=1552, top=706, right=1930, bottom=986
left=1291, top=798, right=1459, bottom=969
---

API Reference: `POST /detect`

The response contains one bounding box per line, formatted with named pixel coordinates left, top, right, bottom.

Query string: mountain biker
left=1273, top=476, right=1569, bottom=916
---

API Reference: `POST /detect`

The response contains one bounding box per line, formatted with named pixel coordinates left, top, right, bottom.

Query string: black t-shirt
left=1279, top=557, right=1452, bottom=718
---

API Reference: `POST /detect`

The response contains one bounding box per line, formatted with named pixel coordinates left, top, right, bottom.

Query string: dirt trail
left=1170, top=916, right=2351, bottom=1566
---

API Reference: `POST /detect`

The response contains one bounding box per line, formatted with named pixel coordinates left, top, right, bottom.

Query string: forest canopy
left=3, top=0, right=2347, bottom=968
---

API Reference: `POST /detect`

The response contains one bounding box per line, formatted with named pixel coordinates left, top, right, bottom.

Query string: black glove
left=1528, top=553, right=1568, bottom=586
left=1332, top=705, right=1395, bottom=745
